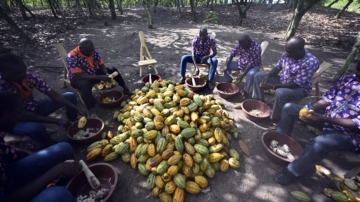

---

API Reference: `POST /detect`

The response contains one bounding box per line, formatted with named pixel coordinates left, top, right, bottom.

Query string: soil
left=6, top=5, right=359, bottom=202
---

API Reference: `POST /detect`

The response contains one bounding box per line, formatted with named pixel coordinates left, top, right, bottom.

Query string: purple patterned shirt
left=191, top=36, right=216, bottom=56
left=0, top=73, right=52, bottom=111
left=66, top=46, right=104, bottom=80
left=275, top=50, right=319, bottom=94
left=229, top=40, right=262, bottom=72
left=322, top=74, right=360, bottom=150
left=0, top=134, right=18, bottom=201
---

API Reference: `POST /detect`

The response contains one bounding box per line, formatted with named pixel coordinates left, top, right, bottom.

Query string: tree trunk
left=153, top=0, right=158, bottom=12
left=285, top=0, right=320, bottom=40
left=48, top=0, right=59, bottom=18
left=267, top=0, right=273, bottom=8
left=0, top=6, right=32, bottom=42
left=0, top=0, right=11, bottom=12
left=176, top=0, right=181, bottom=18
left=286, top=0, right=292, bottom=8
left=117, top=0, right=123, bottom=13
left=109, top=0, right=117, bottom=19
left=292, top=0, right=297, bottom=11
left=224, top=0, right=228, bottom=11
left=180, top=0, right=184, bottom=7
left=22, top=5, right=35, bottom=17
left=234, top=0, right=251, bottom=26
left=335, top=0, right=353, bottom=19
left=16, top=0, right=29, bottom=20
left=327, top=0, right=339, bottom=7
left=338, top=32, right=360, bottom=77
left=190, top=0, right=196, bottom=21
left=142, top=0, right=153, bottom=28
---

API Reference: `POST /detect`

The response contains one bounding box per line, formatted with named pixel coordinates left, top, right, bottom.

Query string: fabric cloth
left=229, top=40, right=262, bottom=72
left=179, top=54, right=218, bottom=81
left=223, top=61, right=260, bottom=93
left=6, top=92, right=77, bottom=147
left=252, top=72, right=307, bottom=120
left=321, top=74, right=360, bottom=137
left=1, top=142, right=76, bottom=201
left=66, top=46, right=104, bottom=80
left=71, top=67, right=125, bottom=109
left=191, top=36, right=216, bottom=56
left=0, top=73, right=52, bottom=111
left=275, top=50, right=319, bottom=94
left=275, top=103, right=358, bottom=176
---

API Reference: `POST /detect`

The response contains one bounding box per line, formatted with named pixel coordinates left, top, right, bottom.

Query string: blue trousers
left=276, top=103, right=357, bottom=176
left=252, top=72, right=307, bottom=120
left=223, top=61, right=260, bottom=94
left=5, top=142, right=76, bottom=202
left=180, top=54, right=218, bottom=81
left=8, top=92, right=77, bottom=147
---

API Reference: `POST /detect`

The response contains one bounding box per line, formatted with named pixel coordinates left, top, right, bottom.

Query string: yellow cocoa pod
left=147, top=143, right=156, bottom=157
left=152, top=187, right=162, bottom=197
left=126, top=136, right=138, bottom=153
left=162, top=172, right=172, bottom=183
left=159, top=192, right=172, bottom=202
left=194, top=175, right=208, bottom=188
left=77, top=116, right=87, bottom=128
left=220, top=159, right=229, bottom=172
left=173, top=188, right=185, bottom=202
left=86, top=147, right=101, bottom=161
left=155, top=175, right=165, bottom=189
left=164, top=180, right=176, bottom=194
left=169, top=124, right=181, bottom=134
left=229, top=158, right=240, bottom=168
left=183, top=153, right=194, bottom=167
left=185, top=181, right=201, bottom=194
left=101, top=144, right=113, bottom=157
left=130, top=153, right=138, bottom=169
left=167, top=165, right=179, bottom=176
left=208, top=153, right=224, bottom=163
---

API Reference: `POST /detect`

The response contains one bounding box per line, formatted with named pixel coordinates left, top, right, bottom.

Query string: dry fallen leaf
left=238, top=140, right=249, bottom=156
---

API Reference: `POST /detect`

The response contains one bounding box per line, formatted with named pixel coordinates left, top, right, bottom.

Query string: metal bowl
left=98, top=90, right=124, bottom=108
left=261, top=131, right=303, bottom=166
left=67, top=118, right=104, bottom=145
left=66, top=163, right=118, bottom=202
left=215, top=82, right=239, bottom=99
left=185, top=77, right=206, bottom=92
left=142, top=74, right=161, bottom=84
left=241, top=99, right=271, bottom=121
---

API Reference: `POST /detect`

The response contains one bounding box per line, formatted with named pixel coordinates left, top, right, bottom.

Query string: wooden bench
left=138, top=31, right=158, bottom=77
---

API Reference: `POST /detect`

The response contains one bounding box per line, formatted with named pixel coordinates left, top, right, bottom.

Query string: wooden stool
left=138, top=31, right=158, bottom=77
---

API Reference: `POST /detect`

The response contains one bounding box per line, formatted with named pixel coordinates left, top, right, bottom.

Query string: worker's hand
left=58, top=160, right=82, bottom=176
left=57, top=118, right=71, bottom=128
left=303, top=112, right=325, bottom=123
left=98, top=75, right=111, bottom=82
left=201, top=56, right=210, bottom=63
left=259, top=83, right=273, bottom=90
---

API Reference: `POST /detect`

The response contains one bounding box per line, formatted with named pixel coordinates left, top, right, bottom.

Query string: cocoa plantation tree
left=142, top=0, right=153, bottom=28
left=338, top=32, right=360, bottom=77
left=233, top=0, right=251, bottom=26
left=335, top=0, right=354, bottom=19
left=0, top=5, right=32, bottom=41
left=109, top=0, right=117, bottom=19
left=285, top=0, right=321, bottom=40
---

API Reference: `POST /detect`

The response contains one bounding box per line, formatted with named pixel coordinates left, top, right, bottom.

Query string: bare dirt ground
left=7, top=5, right=360, bottom=202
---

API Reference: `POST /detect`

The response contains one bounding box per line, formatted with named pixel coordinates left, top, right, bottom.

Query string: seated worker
left=275, top=60, right=360, bottom=185
left=0, top=90, right=81, bottom=202
left=252, top=36, right=319, bottom=126
left=66, top=38, right=132, bottom=114
left=0, top=53, right=86, bottom=147
left=223, top=34, right=262, bottom=101
left=179, top=27, right=218, bottom=90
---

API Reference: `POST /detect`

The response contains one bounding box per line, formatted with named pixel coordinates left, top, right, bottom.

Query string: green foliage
left=203, top=11, right=218, bottom=24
